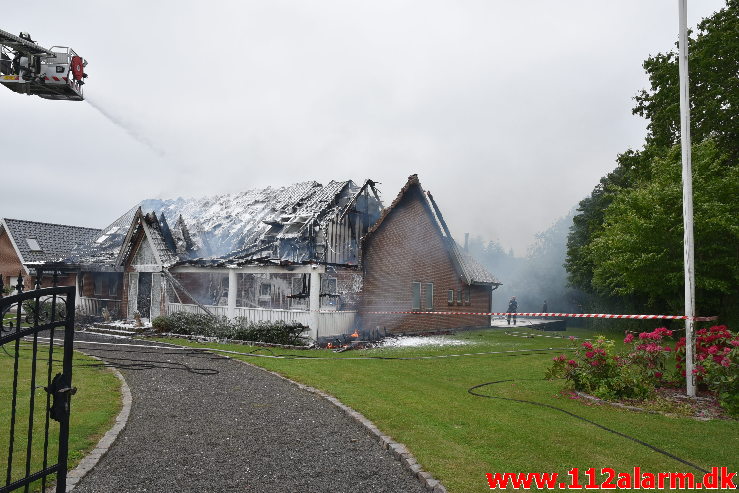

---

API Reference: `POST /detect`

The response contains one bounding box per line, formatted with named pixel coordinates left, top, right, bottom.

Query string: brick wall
left=0, top=231, right=28, bottom=290
left=359, top=186, right=491, bottom=334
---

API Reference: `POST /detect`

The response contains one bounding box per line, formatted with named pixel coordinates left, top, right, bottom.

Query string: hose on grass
left=78, top=356, right=221, bottom=375
left=25, top=335, right=714, bottom=476
left=468, top=379, right=710, bottom=475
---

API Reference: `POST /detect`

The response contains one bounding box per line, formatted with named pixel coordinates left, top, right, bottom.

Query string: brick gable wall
left=0, top=231, right=26, bottom=289
left=359, top=187, right=491, bottom=334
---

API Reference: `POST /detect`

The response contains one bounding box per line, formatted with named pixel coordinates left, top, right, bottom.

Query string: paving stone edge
left=224, top=354, right=448, bottom=493
left=64, top=357, right=132, bottom=492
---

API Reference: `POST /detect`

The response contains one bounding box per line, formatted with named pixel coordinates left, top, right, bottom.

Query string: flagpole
left=678, top=0, right=696, bottom=397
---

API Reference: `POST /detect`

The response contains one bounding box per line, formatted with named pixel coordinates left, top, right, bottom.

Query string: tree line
left=565, top=0, right=738, bottom=325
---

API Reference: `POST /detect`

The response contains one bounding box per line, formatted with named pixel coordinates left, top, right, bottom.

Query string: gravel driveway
left=71, top=334, right=427, bottom=493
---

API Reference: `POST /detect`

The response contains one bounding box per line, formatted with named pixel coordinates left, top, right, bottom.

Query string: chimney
left=464, top=233, right=469, bottom=252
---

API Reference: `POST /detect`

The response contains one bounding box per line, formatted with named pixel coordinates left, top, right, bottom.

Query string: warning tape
left=363, top=311, right=717, bottom=321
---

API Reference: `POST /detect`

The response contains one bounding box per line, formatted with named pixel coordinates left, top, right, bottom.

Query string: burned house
left=66, top=180, right=383, bottom=340
left=0, top=218, right=100, bottom=293
left=359, top=175, right=500, bottom=334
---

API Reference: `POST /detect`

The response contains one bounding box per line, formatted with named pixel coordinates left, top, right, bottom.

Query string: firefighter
left=507, top=296, right=518, bottom=325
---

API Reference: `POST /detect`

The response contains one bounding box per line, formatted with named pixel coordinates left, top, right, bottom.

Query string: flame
left=350, top=329, right=359, bottom=338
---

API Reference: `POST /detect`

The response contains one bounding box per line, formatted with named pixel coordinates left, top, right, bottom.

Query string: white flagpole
left=678, top=0, right=696, bottom=397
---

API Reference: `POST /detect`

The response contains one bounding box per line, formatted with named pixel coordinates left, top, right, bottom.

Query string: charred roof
left=69, top=179, right=382, bottom=268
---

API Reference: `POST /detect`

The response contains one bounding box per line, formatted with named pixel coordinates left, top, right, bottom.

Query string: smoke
left=85, top=96, right=166, bottom=158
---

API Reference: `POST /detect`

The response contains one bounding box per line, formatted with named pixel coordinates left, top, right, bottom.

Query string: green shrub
left=232, top=319, right=308, bottom=345
left=152, top=312, right=308, bottom=346
left=151, top=316, right=173, bottom=333
left=676, top=325, right=739, bottom=416
left=549, top=326, right=739, bottom=415
left=22, top=299, right=67, bottom=323
left=547, top=335, right=656, bottom=400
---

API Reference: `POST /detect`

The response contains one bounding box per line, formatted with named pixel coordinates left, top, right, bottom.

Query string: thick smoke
left=85, top=96, right=166, bottom=157
left=470, top=209, right=583, bottom=315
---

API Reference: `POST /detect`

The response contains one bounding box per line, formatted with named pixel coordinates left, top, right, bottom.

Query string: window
left=447, top=289, right=454, bottom=305
left=259, top=283, right=272, bottom=297
left=109, top=275, right=118, bottom=297
left=94, top=276, right=103, bottom=296
left=424, top=283, right=434, bottom=309
left=464, top=287, right=471, bottom=304
left=291, top=276, right=305, bottom=295
left=25, top=238, right=42, bottom=252
left=411, top=282, right=421, bottom=310
left=457, top=289, right=462, bottom=305
left=321, top=277, right=337, bottom=295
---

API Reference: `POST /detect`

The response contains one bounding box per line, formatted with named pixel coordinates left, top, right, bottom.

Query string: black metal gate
left=0, top=272, right=76, bottom=493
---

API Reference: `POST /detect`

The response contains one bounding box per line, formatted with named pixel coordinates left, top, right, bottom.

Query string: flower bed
left=547, top=325, right=739, bottom=417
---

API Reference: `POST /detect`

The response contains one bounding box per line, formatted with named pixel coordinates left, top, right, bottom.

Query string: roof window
left=25, top=238, right=43, bottom=252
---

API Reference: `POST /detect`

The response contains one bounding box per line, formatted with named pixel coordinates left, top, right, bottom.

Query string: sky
left=1, top=0, right=727, bottom=256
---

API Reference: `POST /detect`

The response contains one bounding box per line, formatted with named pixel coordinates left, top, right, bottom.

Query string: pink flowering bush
left=546, top=336, right=653, bottom=400
left=675, top=325, right=739, bottom=416
left=548, top=325, right=739, bottom=415
left=624, top=327, right=674, bottom=382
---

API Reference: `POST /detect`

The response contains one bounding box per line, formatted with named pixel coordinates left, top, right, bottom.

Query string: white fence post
left=309, top=270, right=321, bottom=341
left=228, top=269, right=237, bottom=320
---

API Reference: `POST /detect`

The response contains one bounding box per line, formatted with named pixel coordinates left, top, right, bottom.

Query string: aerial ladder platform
left=0, top=28, right=87, bottom=101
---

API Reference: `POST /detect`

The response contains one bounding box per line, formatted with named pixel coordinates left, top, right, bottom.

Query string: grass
left=156, top=327, right=739, bottom=493
left=1, top=340, right=121, bottom=492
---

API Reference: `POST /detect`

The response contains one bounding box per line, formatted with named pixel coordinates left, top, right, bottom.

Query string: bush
left=547, top=336, right=654, bottom=400
left=675, top=325, right=739, bottom=416
left=548, top=325, right=739, bottom=416
left=22, top=299, right=67, bottom=323
left=151, top=316, right=174, bottom=333
left=546, top=331, right=672, bottom=401
left=152, top=312, right=308, bottom=345
left=232, top=319, right=308, bottom=345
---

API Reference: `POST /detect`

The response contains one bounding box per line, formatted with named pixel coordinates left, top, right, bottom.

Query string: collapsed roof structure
left=68, top=179, right=382, bottom=270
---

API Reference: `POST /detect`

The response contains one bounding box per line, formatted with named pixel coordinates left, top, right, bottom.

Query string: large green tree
left=633, top=0, right=739, bottom=156
left=587, top=141, right=738, bottom=317
left=566, top=0, right=739, bottom=322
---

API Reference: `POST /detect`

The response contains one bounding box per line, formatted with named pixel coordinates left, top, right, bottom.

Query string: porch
left=166, top=302, right=357, bottom=340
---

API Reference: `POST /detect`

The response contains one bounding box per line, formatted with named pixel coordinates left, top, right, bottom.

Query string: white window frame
left=411, top=282, right=421, bottom=310
left=424, top=282, right=434, bottom=310
left=25, top=238, right=42, bottom=252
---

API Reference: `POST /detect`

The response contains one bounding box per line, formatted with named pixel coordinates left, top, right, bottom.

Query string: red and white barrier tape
left=362, top=311, right=717, bottom=321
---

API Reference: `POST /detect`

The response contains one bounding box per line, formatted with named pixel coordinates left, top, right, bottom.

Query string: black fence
left=1, top=272, right=76, bottom=493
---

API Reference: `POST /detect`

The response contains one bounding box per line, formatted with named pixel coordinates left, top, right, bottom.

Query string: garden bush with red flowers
left=547, top=325, right=738, bottom=416
left=675, top=325, right=739, bottom=416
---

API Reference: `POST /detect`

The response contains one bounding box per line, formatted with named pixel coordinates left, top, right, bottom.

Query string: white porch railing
left=78, top=297, right=123, bottom=318
left=316, top=311, right=357, bottom=339
left=233, top=307, right=311, bottom=326
left=166, top=303, right=230, bottom=317
left=165, top=303, right=357, bottom=339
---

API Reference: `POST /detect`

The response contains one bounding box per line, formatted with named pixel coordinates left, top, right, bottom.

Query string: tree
left=587, top=140, right=738, bottom=317
left=566, top=0, right=739, bottom=323
left=633, top=0, right=739, bottom=157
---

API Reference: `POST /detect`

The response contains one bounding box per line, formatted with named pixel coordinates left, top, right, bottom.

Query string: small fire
left=350, top=329, right=359, bottom=338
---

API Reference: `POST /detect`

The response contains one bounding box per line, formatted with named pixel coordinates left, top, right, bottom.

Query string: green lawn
left=1, top=341, right=121, bottom=492
left=158, top=328, right=739, bottom=493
